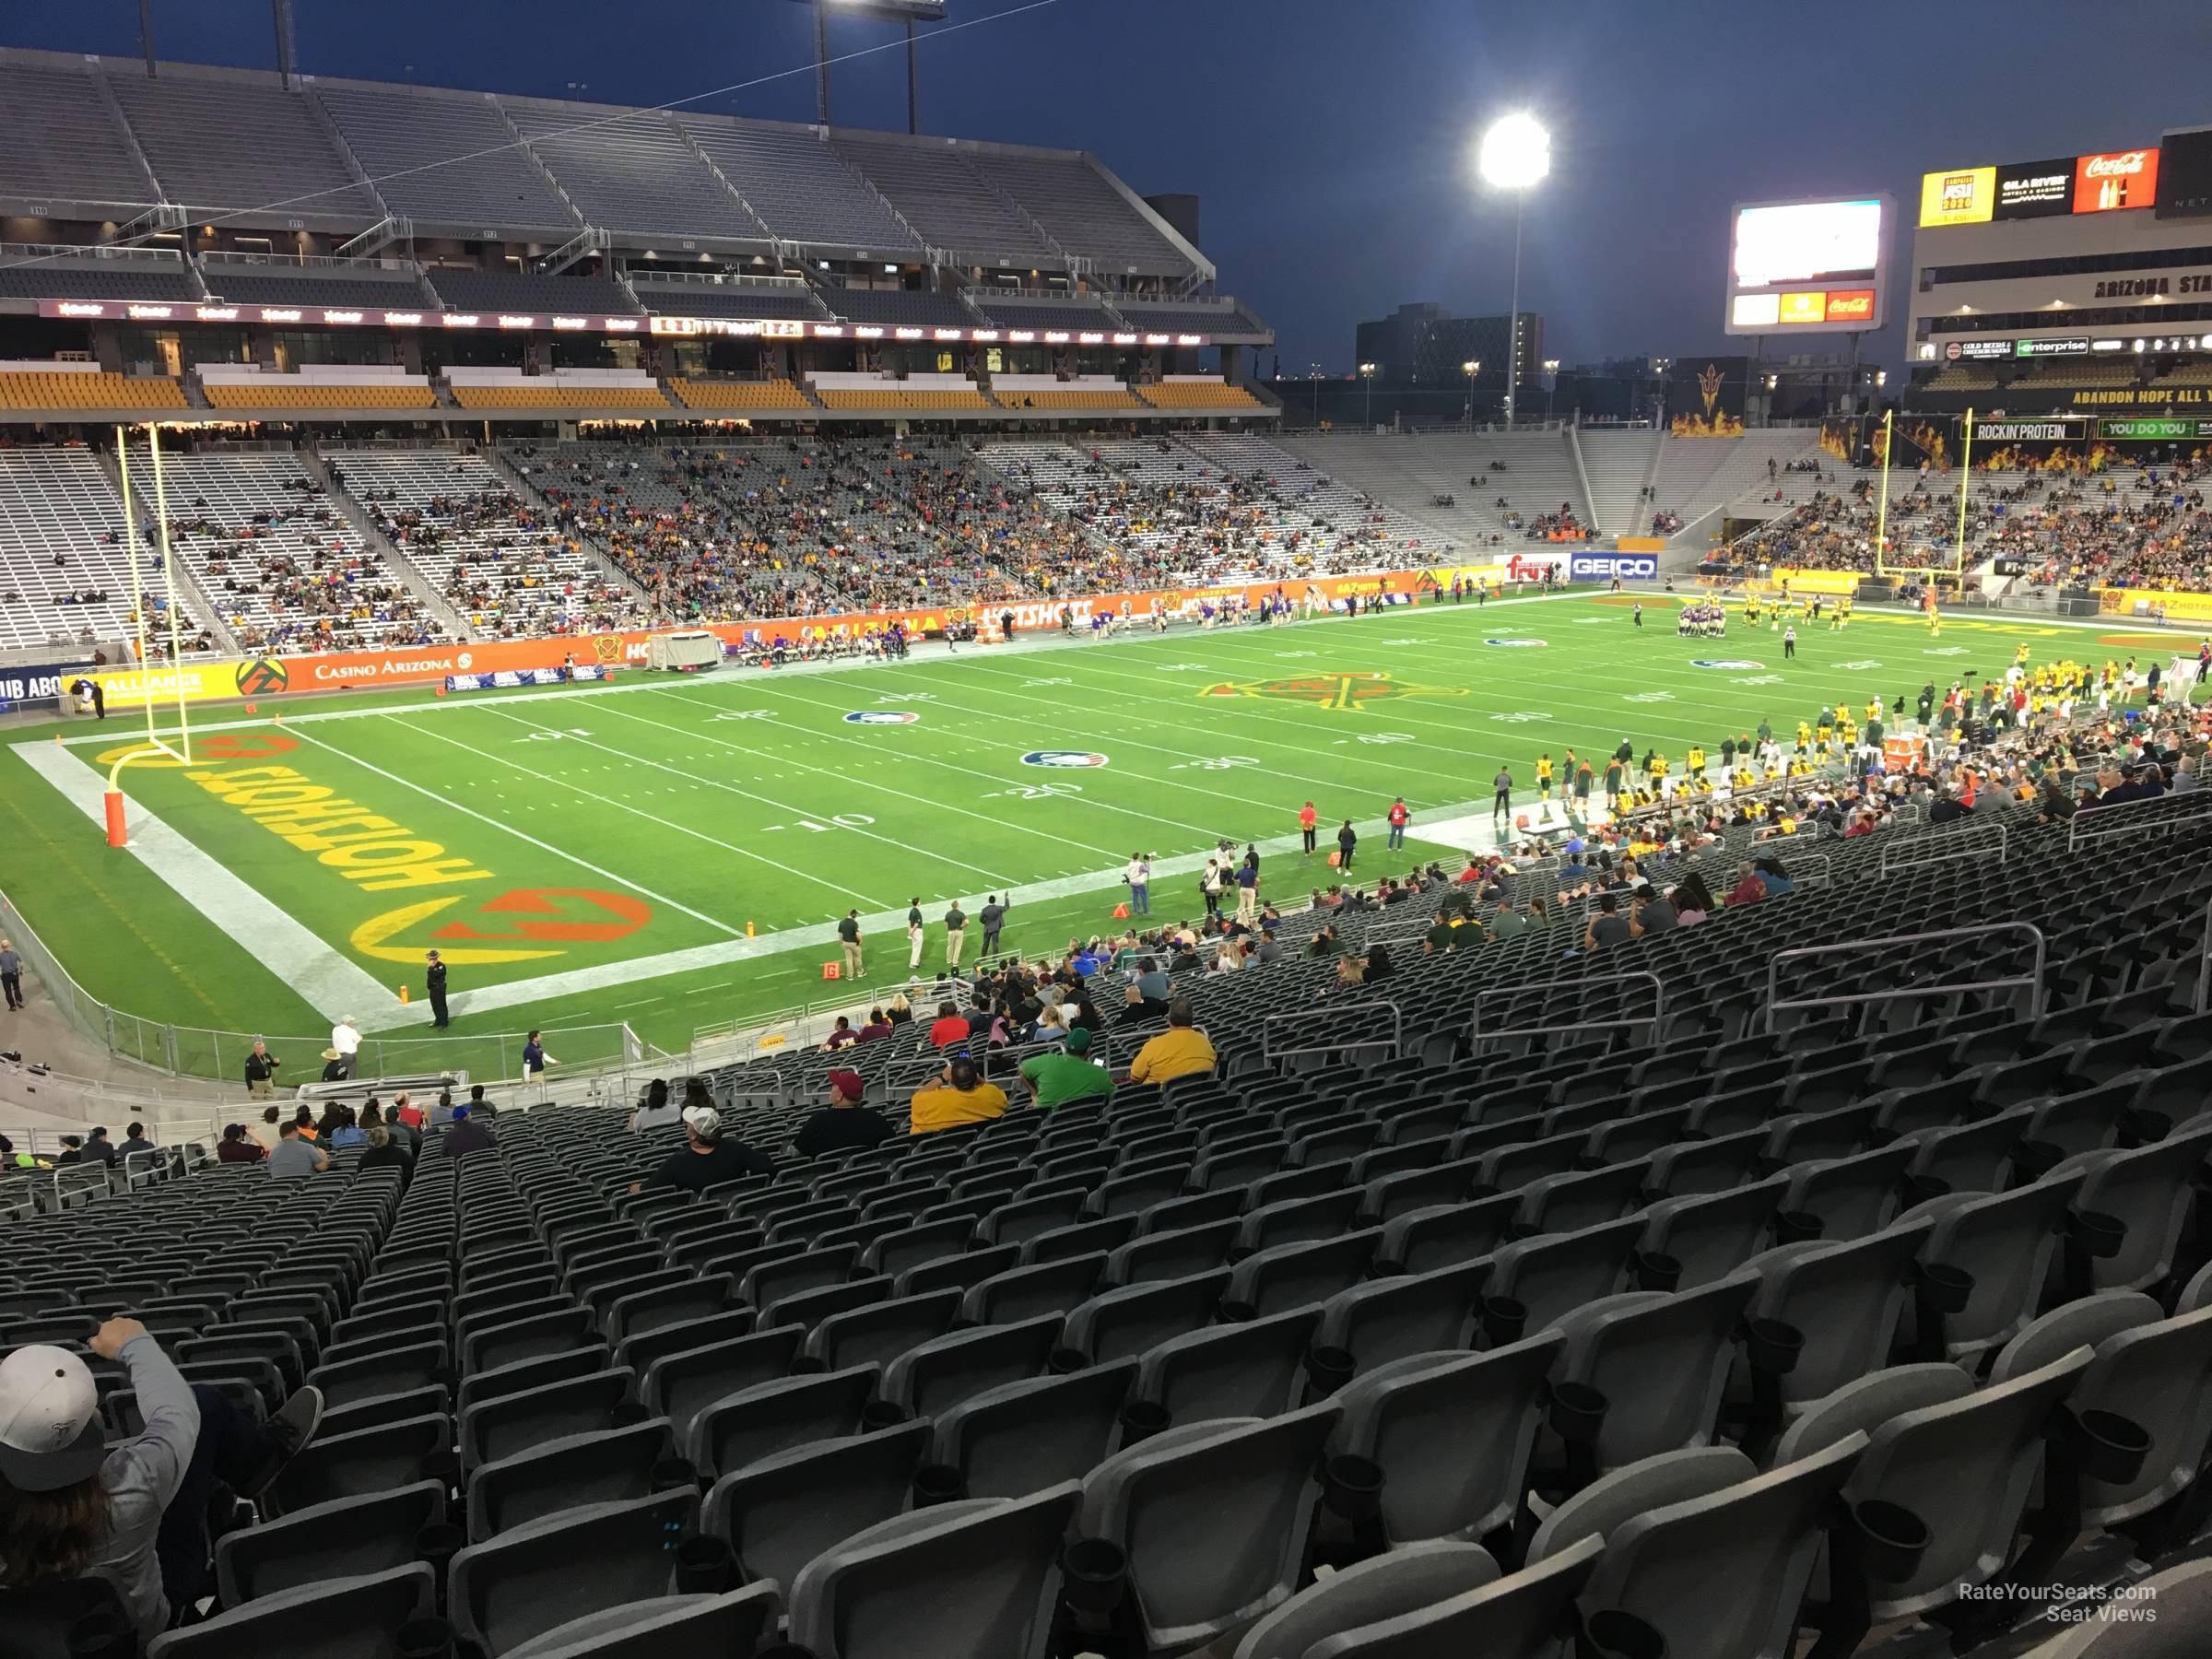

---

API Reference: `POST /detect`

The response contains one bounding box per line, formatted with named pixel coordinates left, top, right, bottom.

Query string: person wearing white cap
left=628, top=1103, right=772, bottom=1194
left=0, top=1319, right=321, bottom=1642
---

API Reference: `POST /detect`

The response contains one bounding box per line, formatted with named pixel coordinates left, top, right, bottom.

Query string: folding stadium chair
left=1325, top=1334, right=1563, bottom=1547
left=785, top=1483, right=1081, bottom=1659
left=1071, top=1404, right=1340, bottom=1656
left=145, top=1563, right=439, bottom=1659
left=688, top=1363, right=882, bottom=1481
left=1230, top=1540, right=1502, bottom=1659
left=458, top=1366, right=639, bottom=1472
left=214, top=1480, right=446, bottom=1606
left=1373, top=1192, right=1521, bottom=1275
left=1060, top=1268, right=1231, bottom=1368
left=447, top=1490, right=700, bottom=1659
left=465, top=1418, right=679, bottom=1542
left=1019, top=1213, right=1137, bottom=1267
left=705, top=1421, right=934, bottom=1598
left=1902, top=1174, right=2086, bottom=1364
left=877, top=1314, right=1060, bottom=1418
left=958, top=1253, right=1110, bottom=1326
left=924, top=1360, right=1139, bottom=1500
left=262, top=1413, right=452, bottom=1519
left=500, top=1584, right=782, bottom=1659
left=1132, top=1308, right=1322, bottom=1427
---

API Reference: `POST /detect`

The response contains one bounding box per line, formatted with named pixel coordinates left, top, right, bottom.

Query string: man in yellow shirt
left=1686, top=744, right=1705, bottom=782
left=1535, top=753, right=1555, bottom=800
left=908, top=1055, right=1008, bottom=1135
left=1128, top=999, right=1218, bottom=1086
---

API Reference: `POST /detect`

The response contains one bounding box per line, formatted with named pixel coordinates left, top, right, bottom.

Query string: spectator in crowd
left=267, top=1120, right=327, bottom=1179
left=117, top=1124, right=155, bottom=1163
left=246, top=1106, right=282, bottom=1154
left=291, top=1105, right=319, bottom=1142
left=0, top=1317, right=322, bottom=1645
left=1584, top=892, right=1633, bottom=950
left=1361, top=943, right=1397, bottom=983
left=393, top=1092, right=424, bottom=1132
left=215, top=1124, right=264, bottom=1164
left=1018, top=1026, right=1117, bottom=1114
left=83, top=1129, right=117, bottom=1169
left=630, top=1078, right=679, bottom=1132
left=1128, top=999, right=1216, bottom=1085
left=928, top=1000, right=971, bottom=1048
left=1670, top=870, right=1716, bottom=925
left=375, top=1101, right=421, bottom=1159
left=1630, top=885, right=1678, bottom=936
left=856, top=1007, right=894, bottom=1043
left=823, top=1015, right=859, bottom=1051
left=359, top=1125, right=409, bottom=1180
left=792, top=1070, right=893, bottom=1157
left=909, top=1055, right=1008, bottom=1135
left=632, top=1104, right=774, bottom=1192
left=326, top=1107, right=365, bottom=1149
left=441, top=1105, right=496, bottom=1159
left=1726, top=862, right=1770, bottom=907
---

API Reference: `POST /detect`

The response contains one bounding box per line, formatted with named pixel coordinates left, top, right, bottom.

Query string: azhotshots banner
left=1667, top=358, right=1749, bottom=437
left=78, top=569, right=1464, bottom=709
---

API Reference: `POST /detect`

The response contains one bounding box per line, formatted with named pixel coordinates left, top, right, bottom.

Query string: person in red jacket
left=1386, top=796, right=1411, bottom=851
left=1298, top=801, right=1318, bottom=854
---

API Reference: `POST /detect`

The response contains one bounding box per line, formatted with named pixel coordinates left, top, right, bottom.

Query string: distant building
left=1354, top=302, right=1543, bottom=390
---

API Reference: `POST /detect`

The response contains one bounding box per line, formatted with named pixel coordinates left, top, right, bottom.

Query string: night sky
left=15, top=0, right=2212, bottom=373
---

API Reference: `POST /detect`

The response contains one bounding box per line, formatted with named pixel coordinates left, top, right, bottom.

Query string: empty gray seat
left=1231, top=1540, right=1500, bottom=1659
left=640, top=1325, right=805, bottom=1446
left=1776, top=1347, right=2093, bottom=1618
left=804, top=1290, right=962, bottom=1371
left=1312, top=1257, right=1489, bottom=1380
left=1636, top=1177, right=1788, bottom=1288
left=1740, top=1219, right=1932, bottom=1426
left=1904, top=1175, right=2085, bottom=1363
left=448, top=1490, right=700, bottom=1659
left=1547, top=1276, right=1759, bottom=1474
left=2018, top=1558, right=2212, bottom=1659
left=1224, top=1230, right=1382, bottom=1319
left=705, top=1420, right=932, bottom=1597
left=1062, top=1268, right=1229, bottom=1365
left=1134, top=1308, right=1322, bottom=1426
left=461, top=1367, right=637, bottom=1472
left=927, top=1359, right=1138, bottom=1498
left=2053, top=1122, right=2212, bottom=1293
left=1327, top=1334, right=1563, bottom=1546
left=1375, top=1194, right=1521, bottom=1275
left=878, top=1314, right=1059, bottom=1417
left=466, top=1418, right=677, bottom=1542
left=500, top=1584, right=781, bottom=1659
left=786, top=1482, right=1081, bottom=1659
left=1076, top=1404, right=1341, bottom=1654
left=688, top=1362, right=878, bottom=1479
left=145, top=1564, right=436, bottom=1659
left=958, top=1253, right=1109, bottom=1326
left=262, top=1413, right=449, bottom=1518
left=1483, top=1217, right=1644, bottom=1340
left=215, top=1480, right=445, bottom=1606
left=1298, top=1533, right=1603, bottom=1659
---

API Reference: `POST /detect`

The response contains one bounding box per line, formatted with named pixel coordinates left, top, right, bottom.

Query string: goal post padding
left=646, top=630, right=724, bottom=672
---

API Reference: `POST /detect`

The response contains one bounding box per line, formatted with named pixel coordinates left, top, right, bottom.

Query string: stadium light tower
left=1477, top=112, right=1549, bottom=428
left=1359, top=361, right=1377, bottom=426
left=794, top=0, right=946, bottom=134
left=1461, top=359, right=1479, bottom=424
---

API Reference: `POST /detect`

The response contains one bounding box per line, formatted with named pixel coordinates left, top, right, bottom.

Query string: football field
left=1, top=589, right=2187, bottom=1076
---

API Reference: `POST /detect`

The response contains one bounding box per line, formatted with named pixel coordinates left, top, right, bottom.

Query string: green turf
left=0, top=588, right=2183, bottom=1075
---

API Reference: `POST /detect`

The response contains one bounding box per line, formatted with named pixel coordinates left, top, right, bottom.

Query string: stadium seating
left=0, top=265, right=201, bottom=302
left=148, top=450, right=448, bottom=653
left=0, top=370, right=185, bottom=411
left=989, top=376, right=1144, bottom=412
left=505, top=100, right=771, bottom=243
left=967, top=152, right=1194, bottom=271
left=102, top=67, right=380, bottom=218
left=423, top=269, right=638, bottom=316
left=809, top=373, right=992, bottom=413
left=0, top=60, right=158, bottom=210
left=970, top=294, right=1123, bottom=333
left=830, top=134, right=1059, bottom=262
left=1135, top=378, right=1267, bottom=410
left=629, top=280, right=830, bottom=322
left=323, top=447, right=646, bottom=639
left=1115, top=299, right=1273, bottom=336
left=312, top=83, right=581, bottom=233
left=195, top=265, right=434, bottom=312
left=674, top=116, right=924, bottom=253
left=666, top=378, right=816, bottom=413
left=818, top=285, right=981, bottom=329
left=0, top=446, right=212, bottom=652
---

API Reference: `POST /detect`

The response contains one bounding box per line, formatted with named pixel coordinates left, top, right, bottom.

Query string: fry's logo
left=352, top=888, right=651, bottom=965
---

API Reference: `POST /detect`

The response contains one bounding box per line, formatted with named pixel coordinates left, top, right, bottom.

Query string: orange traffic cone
left=398, top=983, right=411, bottom=1005
left=746, top=920, right=757, bottom=937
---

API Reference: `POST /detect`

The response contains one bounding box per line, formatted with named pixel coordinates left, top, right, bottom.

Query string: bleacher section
left=808, top=372, right=991, bottom=413
left=1575, top=427, right=1663, bottom=537
left=967, top=151, right=1193, bottom=271
left=627, top=280, right=830, bottom=323
left=196, top=263, right=431, bottom=311
left=445, top=368, right=670, bottom=412
left=667, top=378, right=816, bottom=414
left=506, top=100, right=770, bottom=243
left=0, top=60, right=156, bottom=212
left=198, top=365, right=438, bottom=412
left=969, top=294, right=1120, bottom=332
left=0, top=365, right=185, bottom=411
left=103, top=67, right=380, bottom=220
left=151, top=451, right=447, bottom=653
left=324, top=448, right=644, bottom=638
left=0, top=264, right=200, bottom=302
left=830, top=134, right=1059, bottom=262
left=1135, top=377, right=1265, bottom=411
left=818, top=286, right=980, bottom=329
left=1272, top=429, right=1591, bottom=548
left=1116, top=299, right=1271, bottom=336
left=312, top=83, right=580, bottom=234
left=989, top=375, right=1143, bottom=412
left=0, top=447, right=209, bottom=651
left=674, top=117, right=923, bottom=254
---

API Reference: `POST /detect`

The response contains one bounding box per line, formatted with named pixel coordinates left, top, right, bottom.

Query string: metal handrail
left=2198, top=895, right=2212, bottom=1018
left=1472, top=971, right=1665, bottom=1045
left=2068, top=791, right=2212, bottom=851
left=1879, top=821, right=2008, bottom=877
left=1763, top=922, right=2047, bottom=1034
left=1263, top=1000, right=1403, bottom=1065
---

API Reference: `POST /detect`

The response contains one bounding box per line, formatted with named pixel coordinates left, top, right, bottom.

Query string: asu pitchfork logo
left=1199, top=670, right=1468, bottom=712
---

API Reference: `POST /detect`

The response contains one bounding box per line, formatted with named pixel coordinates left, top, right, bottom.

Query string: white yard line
left=12, top=739, right=396, bottom=1023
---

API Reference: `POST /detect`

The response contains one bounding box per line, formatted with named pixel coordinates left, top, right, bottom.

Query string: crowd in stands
left=362, top=480, right=644, bottom=639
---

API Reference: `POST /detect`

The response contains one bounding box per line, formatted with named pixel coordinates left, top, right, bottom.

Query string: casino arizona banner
left=85, top=566, right=1482, bottom=709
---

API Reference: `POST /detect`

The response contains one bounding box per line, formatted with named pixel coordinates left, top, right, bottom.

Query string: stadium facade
left=0, top=48, right=1276, bottom=424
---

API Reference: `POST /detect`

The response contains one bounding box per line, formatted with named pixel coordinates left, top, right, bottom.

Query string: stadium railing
left=1762, top=921, right=2048, bottom=1034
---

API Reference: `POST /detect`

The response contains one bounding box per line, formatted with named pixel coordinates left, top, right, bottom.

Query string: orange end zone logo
left=96, top=731, right=300, bottom=768
left=352, top=887, right=652, bottom=965
left=1200, top=670, right=1467, bottom=712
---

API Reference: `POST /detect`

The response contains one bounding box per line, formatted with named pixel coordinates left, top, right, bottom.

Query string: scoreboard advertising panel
left=1724, top=197, right=1889, bottom=336
left=1920, top=147, right=2159, bottom=226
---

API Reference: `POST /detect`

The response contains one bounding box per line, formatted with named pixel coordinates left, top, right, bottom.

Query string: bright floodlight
left=1478, top=113, right=1550, bottom=191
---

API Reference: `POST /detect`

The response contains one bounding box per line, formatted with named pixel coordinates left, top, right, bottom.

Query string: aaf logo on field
left=1691, top=659, right=1766, bottom=670
left=1022, top=749, right=1111, bottom=769
left=1485, top=639, right=1547, bottom=648
left=843, top=711, right=921, bottom=724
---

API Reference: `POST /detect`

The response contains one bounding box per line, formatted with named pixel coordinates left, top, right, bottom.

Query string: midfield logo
left=1198, top=670, right=1468, bottom=712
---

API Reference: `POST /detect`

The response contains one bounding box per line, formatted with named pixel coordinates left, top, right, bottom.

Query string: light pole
left=1462, top=359, right=1480, bottom=424
left=1310, top=362, right=1322, bottom=422
left=1359, top=361, right=1377, bottom=427
left=1477, top=113, right=1549, bottom=429
left=1542, top=358, right=1560, bottom=423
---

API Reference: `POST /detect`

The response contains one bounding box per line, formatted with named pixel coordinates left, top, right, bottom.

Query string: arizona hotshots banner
left=84, top=566, right=1529, bottom=710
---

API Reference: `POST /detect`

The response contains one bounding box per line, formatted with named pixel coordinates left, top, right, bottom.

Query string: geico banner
left=0, top=658, right=98, bottom=708
left=1569, top=554, right=1660, bottom=580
